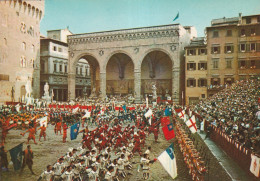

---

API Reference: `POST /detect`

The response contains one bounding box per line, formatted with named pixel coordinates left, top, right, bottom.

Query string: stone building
left=67, top=24, right=195, bottom=103
left=0, top=0, right=44, bottom=103
left=185, top=37, right=207, bottom=105
left=40, top=29, right=90, bottom=101
left=206, top=13, right=260, bottom=97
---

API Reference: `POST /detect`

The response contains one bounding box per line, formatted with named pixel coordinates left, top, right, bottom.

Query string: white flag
left=145, top=109, right=153, bottom=118
left=15, top=104, right=21, bottom=113
left=72, top=107, right=79, bottom=114
left=200, top=120, right=205, bottom=131
left=37, top=116, right=48, bottom=127
left=185, top=115, right=197, bottom=133
left=82, top=111, right=91, bottom=119
left=158, top=143, right=177, bottom=179
left=178, top=110, right=185, bottom=119
left=250, top=154, right=260, bottom=177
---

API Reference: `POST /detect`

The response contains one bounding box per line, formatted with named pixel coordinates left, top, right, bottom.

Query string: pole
left=182, top=91, right=184, bottom=109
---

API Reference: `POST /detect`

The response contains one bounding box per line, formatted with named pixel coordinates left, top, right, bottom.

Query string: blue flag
left=122, top=105, right=126, bottom=112
left=173, top=12, right=179, bottom=21
left=70, top=122, right=80, bottom=140
left=164, top=108, right=171, bottom=116
left=9, top=143, right=23, bottom=171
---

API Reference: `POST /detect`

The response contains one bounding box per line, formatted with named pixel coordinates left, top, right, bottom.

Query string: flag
left=200, top=120, right=205, bottom=131
left=158, top=143, right=177, bottom=179
left=250, top=154, right=260, bottom=177
left=173, top=12, right=179, bottom=21
left=162, top=123, right=175, bottom=140
left=9, top=143, right=23, bottom=171
left=164, top=108, right=171, bottom=116
left=145, top=109, right=153, bottom=118
left=161, top=117, right=170, bottom=127
left=70, top=122, right=80, bottom=140
left=37, top=116, right=48, bottom=127
left=82, top=110, right=91, bottom=119
left=15, top=104, right=21, bottom=113
left=122, top=105, right=126, bottom=112
left=178, top=110, right=185, bottom=119
left=72, top=107, right=79, bottom=114
left=185, top=115, right=197, bottom=133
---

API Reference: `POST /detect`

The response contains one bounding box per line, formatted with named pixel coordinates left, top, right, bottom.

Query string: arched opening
left=141, top=50, right=172, bottom=100
left=106, top=53, right=134, bottom=96
left=68, top=54, right=99, bottom=101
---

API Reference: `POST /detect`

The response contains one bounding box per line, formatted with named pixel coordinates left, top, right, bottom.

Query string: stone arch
left=138, top=48, right=174, bottom=70
left=68, top=53, right=100, bottom=100
left=103, top=50, right=135, bottom=72
left=140, top=49, right=173, bottom=99
left=105, top=52, right=135, bottom=96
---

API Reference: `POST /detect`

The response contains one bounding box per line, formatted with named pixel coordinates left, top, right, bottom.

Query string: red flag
left=161, top=117, right=170, bottom=127
left=162, top=123, right=175, bottom=140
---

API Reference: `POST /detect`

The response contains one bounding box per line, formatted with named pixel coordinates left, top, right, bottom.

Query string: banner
left=9, top=143, right=23, bottom=171
left=70, top=122, right=80, bottom=140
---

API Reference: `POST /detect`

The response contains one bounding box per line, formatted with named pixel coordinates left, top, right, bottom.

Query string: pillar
left=134, top=69, right=141, bottom=103
left=172, top=66, right=180, bottom=104
left=68, top=72, right=76, bottom=100
left=99, top=72, right=106, bottom=99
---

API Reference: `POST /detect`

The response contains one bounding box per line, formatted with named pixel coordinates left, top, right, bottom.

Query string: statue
left=165, top=88, right=170, bottom=97
left=25, top=77, right=32, bottom=98
left=11, top=87, right=15, bottom=102
left=152, top=84, right=157, bottom=100
left=90, top=86, right=96, bottom=97
left=44, top=82, right=49, bottom=97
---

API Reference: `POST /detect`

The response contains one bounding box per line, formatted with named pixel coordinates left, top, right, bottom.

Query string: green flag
left=9, top=143, right=23, bottom=171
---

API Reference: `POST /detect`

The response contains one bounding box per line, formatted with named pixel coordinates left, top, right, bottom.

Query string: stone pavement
left=198, top=132, right=252, bottom=181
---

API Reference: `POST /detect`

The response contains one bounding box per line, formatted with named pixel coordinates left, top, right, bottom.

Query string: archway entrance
left=141, top=51, right=172, bottom=100
left=106, top=53, right=134, bottom=96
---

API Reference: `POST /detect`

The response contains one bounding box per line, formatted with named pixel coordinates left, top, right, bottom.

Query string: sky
left=40, top=0, right=260, bottom=37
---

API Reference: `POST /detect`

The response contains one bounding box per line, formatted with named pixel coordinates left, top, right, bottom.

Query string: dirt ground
left=0, top=122, right=230, bottom=181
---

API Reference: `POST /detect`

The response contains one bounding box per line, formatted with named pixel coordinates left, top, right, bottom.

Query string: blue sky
left=40, top=0, right=260, bottom=37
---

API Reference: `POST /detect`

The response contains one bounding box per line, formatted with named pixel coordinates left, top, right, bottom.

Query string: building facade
left=185, top=37, right=207, bottom=105
left=40, top=29, right=90, bottom=102
left=67, top=24, right=196, bottom=103
left=206, top=13, right=260, bottom=97
left=0, top=0, right=44, bottom=103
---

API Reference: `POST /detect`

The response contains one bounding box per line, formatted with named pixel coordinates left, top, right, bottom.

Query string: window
left=53, top=46, right=57, bottom=51
left=86, top=68, right=88, bottom=77
left=41, top=63, right=44, bottom=72
left=226, top=59, right=232, bottom=69
left=226, top=30, right=232, bottom=36
left=54, top=63, right=57, bottom=72
left=198, top=48, right=207, bottom=55
left=53, top=35, right=57, bottom=39
left=31, top=44, right=35, bottom=52
left=198, top=79, right=207, bottom=87
left=58, top=48, right=62, bottom=52
left=187, top=49, right=196, bottom=56
left=198, top=63, right=207, bottom=70
left=250, top=43, right=256, bottom=51
left=201, top=94, right=206, bottom=99
left=240, top=43, right=246, bottom=52
left=4, top=38, right=7, bottom=46
left=187, top=63, right=196, bottom=70
left=20, top=56, right=26, bottom=67
left=241, top=29, right=246, bottom=37
left=22, top=42, right=26, bottom=50
left=211, top=45, right=220, bottom=54
left=239, top=60, right=246, bottom=69
left=251, top=29, right=256, bottom=36
left=59, top=64, right=62, bottom=72
left=76, top=67, right=78, bottom=74
left=246, top=18, right=251, bottom=24
left=80, top=68, right=82, bottom=75
left=212, top=59, right=219, bottom=69
left=250, top=60, right=256, bottom=69
left=65, top=65, right=67, bottom=73
left=0, top=74, right=9, bottom=81
left=211, top=78, right=220, bottom=86
left=225, top=44, right=233, bottom=53
left=258, top=16, right=260, bottom=23
left=187, top=79, right=196, bottom=87
left=213, top=31, right=219, bottom=38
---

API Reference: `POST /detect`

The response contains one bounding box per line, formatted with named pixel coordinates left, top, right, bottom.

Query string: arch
left=106, top=52, right=134, bottom=96
left=32, top=6, right=35, bottom=17
left=103, top=50, right=135, bottom=71
left=138, top=48, right=174, bottom=70
left=141, top=50, right=173, bottom=99
left=23, top=2, right=27, bottom=13
left=72, top=52, right=100, bottom=69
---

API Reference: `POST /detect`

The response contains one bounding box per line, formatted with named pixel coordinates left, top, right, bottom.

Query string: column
left=172, top=66, right=180, bottom=104
left=99, top=72, right=106, bottom=99
left=134, top=69, right=141, bottom=103
left=68, top=72, right=76, bottom=100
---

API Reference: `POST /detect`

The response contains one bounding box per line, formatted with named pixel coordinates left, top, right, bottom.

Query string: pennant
left=173, top=12, right=179, bottom=21
left=158, top=143, right=177, bottom=179
left=9, top=143, right=23, bottom=171
left=162, top=123, right=175, bottom=140
left=250, top=154, right=260, bottom=177
left=70, top=122, right=80, bottom=140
